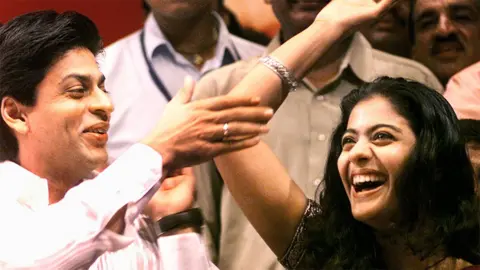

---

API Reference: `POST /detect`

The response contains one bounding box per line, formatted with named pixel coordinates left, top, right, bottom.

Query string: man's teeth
left=353, top=175, right=385, bottom=185
left=87, top=129, right=106, bottom=134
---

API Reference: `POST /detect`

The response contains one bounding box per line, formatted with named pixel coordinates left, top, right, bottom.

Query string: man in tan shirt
left=193, top=1, right=443, bottom=269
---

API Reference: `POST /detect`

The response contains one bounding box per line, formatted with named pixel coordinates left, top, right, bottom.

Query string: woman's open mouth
left=352, top=174, right=386, bottom=193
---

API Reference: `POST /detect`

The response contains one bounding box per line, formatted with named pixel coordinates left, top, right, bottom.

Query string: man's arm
left=0, top=144, right=163, bottom=269
left=152, top=168, right=218, bottom=270
left=0, top=77, right=272, bottom=269
left=159, top=232, right=218, bottom=270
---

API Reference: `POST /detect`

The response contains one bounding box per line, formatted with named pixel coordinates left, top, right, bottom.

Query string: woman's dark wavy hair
left=459, top=119, right=480, bottom=144
left=0, top=10, right=103, bottom=162
left=301, top=77, right=480, bottom=269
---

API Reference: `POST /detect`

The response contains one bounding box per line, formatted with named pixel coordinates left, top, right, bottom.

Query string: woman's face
left=337, top=96, right=416, bottom=230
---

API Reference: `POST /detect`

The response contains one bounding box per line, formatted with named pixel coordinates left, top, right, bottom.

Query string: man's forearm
left=0, top=144, right=163, bottom=269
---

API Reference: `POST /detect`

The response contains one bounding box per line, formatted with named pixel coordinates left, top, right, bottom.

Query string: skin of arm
left=214, top=20, right=349, bottom=257
left=213, top=0, right=399, bottom=257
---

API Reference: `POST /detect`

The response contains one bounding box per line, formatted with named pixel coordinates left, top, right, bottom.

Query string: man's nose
left=436, top=14, right=456, bottom=37
left=89, top=88, right=114, bottom=121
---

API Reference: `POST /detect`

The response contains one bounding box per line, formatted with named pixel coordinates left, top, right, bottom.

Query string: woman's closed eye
left=372, top=131, right=395, bottom=144
left=341, top=136, right=356, bottom=150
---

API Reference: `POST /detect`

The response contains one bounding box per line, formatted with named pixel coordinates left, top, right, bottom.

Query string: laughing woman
left=199, top=0, right=480, bottom=269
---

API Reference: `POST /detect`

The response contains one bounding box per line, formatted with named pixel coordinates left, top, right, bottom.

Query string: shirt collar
left=345, top=32, right=375, bottom=82
left=265, top=32, right=375, bottom=87
left=0, top=161, right=98, bottom=211
left=143, top=12, right=237, bottom=64
left=0, top=161, right=49, bottom=211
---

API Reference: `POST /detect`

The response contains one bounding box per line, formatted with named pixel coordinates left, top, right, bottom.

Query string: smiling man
left=0, top=10, right=272, bottom=269
left=412, top=0, right=480, bottom=85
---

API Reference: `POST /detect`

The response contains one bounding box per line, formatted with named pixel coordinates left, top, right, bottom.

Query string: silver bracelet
left=259, top=55, right=298, bottom=92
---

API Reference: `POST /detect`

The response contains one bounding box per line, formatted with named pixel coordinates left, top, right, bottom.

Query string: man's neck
left=280, top=29, right=353, bottom=89
left=306, top=37, right=352, bottom=89
left=17, top=150, right=84, bottom=204
left=153, top=11, right=218, bottom=55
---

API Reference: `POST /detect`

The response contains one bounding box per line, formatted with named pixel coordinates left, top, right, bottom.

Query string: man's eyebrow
left=60, top=73, right=105, bottom=85
left=60, top=74, right=92, bottom=85
left=415, top=8, right=437, bottom=22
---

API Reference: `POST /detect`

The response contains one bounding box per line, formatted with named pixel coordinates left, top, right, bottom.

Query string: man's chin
left=85, top=150, right=109, bottom=172
left=434, top=63, right=467, bottom=84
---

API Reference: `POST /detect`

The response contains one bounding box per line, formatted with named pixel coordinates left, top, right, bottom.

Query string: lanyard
left=139, top=30, right=240, bottom=102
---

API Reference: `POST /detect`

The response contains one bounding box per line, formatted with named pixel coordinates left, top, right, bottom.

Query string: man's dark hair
left=459, top=119, right=480, bottom=144
left=0, top=10, right=103, bottom=161
left=143, top=0, right=151, bottom=16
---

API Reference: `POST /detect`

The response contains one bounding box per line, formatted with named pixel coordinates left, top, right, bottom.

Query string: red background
left=0, top=0, right=145, bottom=46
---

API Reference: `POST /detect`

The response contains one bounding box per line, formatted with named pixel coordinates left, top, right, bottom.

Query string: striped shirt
left=0, top=144, right=215, bottom=269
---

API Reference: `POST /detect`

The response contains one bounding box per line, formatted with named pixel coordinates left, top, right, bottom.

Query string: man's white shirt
left=0, top=144, right=216, bottom=270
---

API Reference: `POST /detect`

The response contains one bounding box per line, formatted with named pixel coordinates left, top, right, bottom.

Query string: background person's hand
left=315, top=0, right=401, bottom=30
left=142, top=76, right=274, bottom=172
left=144, top=167, right=195, bottom=221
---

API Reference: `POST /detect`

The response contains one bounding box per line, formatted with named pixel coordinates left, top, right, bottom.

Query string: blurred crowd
left=0, top=0, right=479, bottom=269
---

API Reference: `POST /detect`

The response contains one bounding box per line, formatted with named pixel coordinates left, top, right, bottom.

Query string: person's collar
left=264, top=32, right=374, bottom=87
left=0, top=161, right=97, bottom=211
left=212, top=12, right=237, bottom=63
left=0, top=161, right=49, bottom=211
left=345, top=32, right=375, bottom=82
left=143, top=13, right=170, bottom=60
left=143, top=12, right=236, bottom=63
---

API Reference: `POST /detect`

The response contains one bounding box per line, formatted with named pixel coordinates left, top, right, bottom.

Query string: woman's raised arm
left=213, top=0, right=400, bottom=258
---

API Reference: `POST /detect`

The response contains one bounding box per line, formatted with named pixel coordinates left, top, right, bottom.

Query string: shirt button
left=315, top=95, right=325, bottom=101
left=317, top=134, right=326, bottom=141
left=313, top=178, right=321, bottom=186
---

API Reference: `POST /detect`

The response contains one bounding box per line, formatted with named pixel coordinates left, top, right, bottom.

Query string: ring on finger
left=223, top=123, right=229, bottom=138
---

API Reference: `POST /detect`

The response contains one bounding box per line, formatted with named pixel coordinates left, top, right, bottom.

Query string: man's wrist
left=139, top=208, right=204, bottom=239
left=156, top=208, right=204, bottom=237
left=140, top=138, right=176, bottom=175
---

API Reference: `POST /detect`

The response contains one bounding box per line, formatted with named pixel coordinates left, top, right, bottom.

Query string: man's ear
left=1, top=96, right=29, bottom=135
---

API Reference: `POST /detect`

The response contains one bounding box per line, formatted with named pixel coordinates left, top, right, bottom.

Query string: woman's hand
left=315, top=0, right=401, bottom=30
left=144, top=167, right=196, bottom=221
